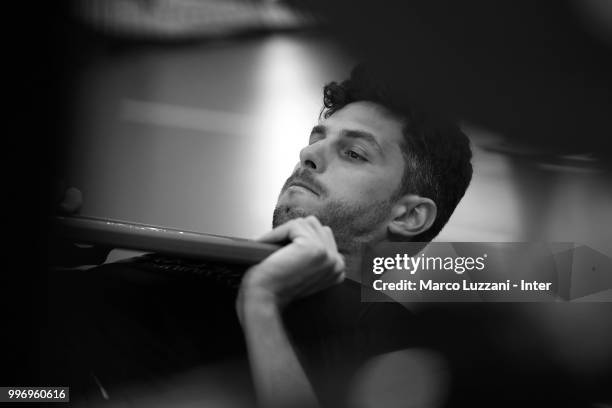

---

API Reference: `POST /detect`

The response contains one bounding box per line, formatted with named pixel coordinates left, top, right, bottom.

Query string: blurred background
left=54, top=0, right=612, bottom=261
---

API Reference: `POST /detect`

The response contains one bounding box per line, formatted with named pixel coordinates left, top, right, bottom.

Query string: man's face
left=273, top=101, right=407, bottom=251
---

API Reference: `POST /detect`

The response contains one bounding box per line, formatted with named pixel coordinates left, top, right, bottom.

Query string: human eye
left=343, top=148, right=368, bottom=162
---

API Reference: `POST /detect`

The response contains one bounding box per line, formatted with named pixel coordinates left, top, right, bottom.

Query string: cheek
left=328, top=170, right=399, bottom=204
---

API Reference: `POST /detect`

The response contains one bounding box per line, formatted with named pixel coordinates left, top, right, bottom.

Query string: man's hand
left=238, top=216, right=345, bottom=312
left=236, top=216, right=344, bottom=408
left=50, top=185, right=112, bottom=267
left=57, top=186, right=83, bottom=215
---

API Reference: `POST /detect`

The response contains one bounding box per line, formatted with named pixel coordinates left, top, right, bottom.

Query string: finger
left=305, top=221, right=340, bottom=276
left=335, top=270, right=346, bottom=284
left=318, top=226, right=340, bottom=273
left=256, top=218, right=311, bottom=243
left=311, top=255, right=344, bottom=287
left=302, top=215, right=324, bottom=238
left=302, top=266, right=345, bottom=297
left=321, top=226, right=338, bottom=253
left=304, top=215, right=322, bottom=228
left=304, top=221, right=340, bottom=266
left=256, top=221, right=295, bottom=243
left=333, top=254, right=345, bottom=274
left=305, top=216, right=333, bottom=248
left=58, top=187, right=83, bottom=215
left=303, top=216, right=336, bottom=251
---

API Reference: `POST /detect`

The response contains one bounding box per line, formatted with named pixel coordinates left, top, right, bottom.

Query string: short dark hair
left=321, top=64, right=473, bottom=242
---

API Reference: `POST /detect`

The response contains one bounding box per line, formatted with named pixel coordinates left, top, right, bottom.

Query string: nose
left=299, top=142, right=327, bottom=173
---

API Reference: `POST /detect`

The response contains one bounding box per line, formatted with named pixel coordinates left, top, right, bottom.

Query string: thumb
left=58, top=187, right=83, bottom=215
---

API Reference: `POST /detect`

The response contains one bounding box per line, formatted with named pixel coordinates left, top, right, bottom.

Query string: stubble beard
left=272, top=197, right=394, bottom=254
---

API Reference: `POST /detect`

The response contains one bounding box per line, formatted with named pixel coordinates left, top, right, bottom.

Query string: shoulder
left=283, top=281, right=423, bottom=407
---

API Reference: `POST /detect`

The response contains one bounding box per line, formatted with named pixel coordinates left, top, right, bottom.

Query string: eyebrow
left=343, top=129, right=384, bottom=155
left=310, top=125, right=326, bottom=136
left=310, top=125, right=384, bottom=156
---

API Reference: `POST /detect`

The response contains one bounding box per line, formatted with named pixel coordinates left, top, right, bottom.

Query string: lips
left=289, top=180, right=320, bottom=196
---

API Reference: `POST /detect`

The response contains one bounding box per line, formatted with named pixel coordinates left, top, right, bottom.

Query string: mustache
left=281, top=169, right=327, bottom=197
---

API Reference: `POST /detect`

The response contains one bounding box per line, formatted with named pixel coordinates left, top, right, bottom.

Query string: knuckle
left=290, top=218, right=304, bottom=228
left=320, top=256, right=335, bottom=269
left=306, top=245, right=327, bottom=261
left=306, top=215, right=320, bottom=225
left=323, top=226, right=335, bottom=239
left=336, top=256, right=345, bottom=270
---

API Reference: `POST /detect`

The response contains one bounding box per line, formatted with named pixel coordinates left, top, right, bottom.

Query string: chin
left=272, top=204, right=313, bottom=228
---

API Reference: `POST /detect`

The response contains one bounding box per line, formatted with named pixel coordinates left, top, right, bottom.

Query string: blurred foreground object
left=74, top=0, right=319, bottom=40
left=52, top=215, right=279, bottom=264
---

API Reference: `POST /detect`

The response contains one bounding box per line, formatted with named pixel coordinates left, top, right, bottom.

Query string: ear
left=387, top=195, right=437, bottom=240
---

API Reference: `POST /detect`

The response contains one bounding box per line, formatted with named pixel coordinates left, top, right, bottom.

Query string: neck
left=341, top=251, right=361, bottom=282
left=337, top=232, right=388, bottom=284
left=341, top=238, right=381, bottom=283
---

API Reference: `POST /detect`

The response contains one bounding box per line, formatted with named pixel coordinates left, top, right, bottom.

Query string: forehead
left=320, top=101, right=405, bottom=152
